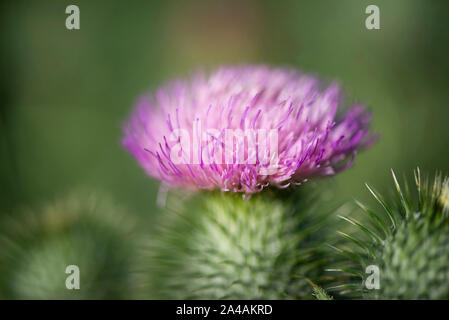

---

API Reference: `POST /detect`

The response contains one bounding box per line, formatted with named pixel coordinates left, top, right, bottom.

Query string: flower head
left=123, top=65, right=375, bottom=194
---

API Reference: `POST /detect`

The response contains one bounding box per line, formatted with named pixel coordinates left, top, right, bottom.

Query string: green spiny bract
left=305, top=278, right=333, bottom=300
left=330, top=169, right=449, bottom=299
left=0, top=192, right=138, bottom=299
left=143, top=189, right=335, bottom=299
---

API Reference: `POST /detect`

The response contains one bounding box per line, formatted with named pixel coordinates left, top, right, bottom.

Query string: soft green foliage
left=143, top=189, right=334, bottom=299
left=0, top=192, right=138, bottom=299
left=330, top=169, right=449, bottom=299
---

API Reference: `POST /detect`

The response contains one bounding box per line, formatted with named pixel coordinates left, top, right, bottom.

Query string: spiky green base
left=144, top=189, right=334, bottom=299
left=0, top=192, right=137, bottom=299
left=331, top=169, right=449, bottom=299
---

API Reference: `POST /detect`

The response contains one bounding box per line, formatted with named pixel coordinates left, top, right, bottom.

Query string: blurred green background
left=0, top=0, right=448, bottom=298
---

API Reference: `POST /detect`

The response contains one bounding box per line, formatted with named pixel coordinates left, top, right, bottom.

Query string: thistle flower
left=123, top=65, right=375, bottom=194
left=330, top=169, right=449, bottom=299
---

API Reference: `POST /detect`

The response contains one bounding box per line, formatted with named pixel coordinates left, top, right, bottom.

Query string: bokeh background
left=0, top=0, right=448, bottom=298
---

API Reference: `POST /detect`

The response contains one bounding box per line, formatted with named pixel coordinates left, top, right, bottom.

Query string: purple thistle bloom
left=123, top=65, right=375, bottom=194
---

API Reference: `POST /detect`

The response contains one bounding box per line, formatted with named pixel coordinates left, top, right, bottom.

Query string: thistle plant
left=142, top=189, right=337, bottom=299
left=123, top=65, right=374, bottom=299
left=0, top=192, right=137, bottom=299
left=330, top=169, right=449, bottom=299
